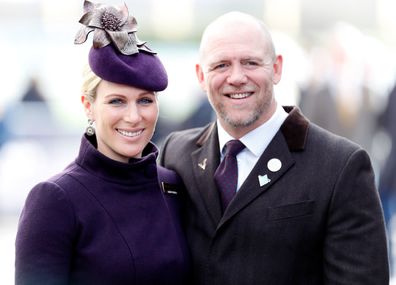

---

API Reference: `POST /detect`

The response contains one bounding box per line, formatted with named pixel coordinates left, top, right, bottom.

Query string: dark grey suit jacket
left=160, top=106, right=389, bottom=285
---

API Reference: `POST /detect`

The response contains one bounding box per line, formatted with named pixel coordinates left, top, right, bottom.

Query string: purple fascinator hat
left=74, top=0, right=168, bottom=92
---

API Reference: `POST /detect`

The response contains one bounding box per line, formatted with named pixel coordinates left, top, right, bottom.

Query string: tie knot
left=224, top=140, right=245, bottom=157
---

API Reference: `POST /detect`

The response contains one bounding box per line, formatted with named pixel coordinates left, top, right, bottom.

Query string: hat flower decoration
left=74, top=0, right=168, bottom=92
left=74, top=0, right=154, bottom=55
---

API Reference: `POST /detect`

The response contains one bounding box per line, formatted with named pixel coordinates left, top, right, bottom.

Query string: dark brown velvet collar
left=280, top=106, right=309, bottom=151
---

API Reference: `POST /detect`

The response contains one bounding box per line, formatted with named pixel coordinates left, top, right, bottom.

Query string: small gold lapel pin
left=198, top=158, right=207, bottom=170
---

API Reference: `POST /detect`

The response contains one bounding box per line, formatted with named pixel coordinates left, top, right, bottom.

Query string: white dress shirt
left=217, top=104, right=289, bottom=191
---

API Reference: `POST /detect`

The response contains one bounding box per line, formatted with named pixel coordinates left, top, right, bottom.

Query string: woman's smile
left=116, top=128, right=144, bottom=138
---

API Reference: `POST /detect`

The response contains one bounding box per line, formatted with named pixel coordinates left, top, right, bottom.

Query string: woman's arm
left=15, top=181, right=76, bottom=285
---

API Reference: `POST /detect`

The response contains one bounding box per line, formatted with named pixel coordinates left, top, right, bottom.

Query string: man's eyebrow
left=241, top=56, right=266, bottom=62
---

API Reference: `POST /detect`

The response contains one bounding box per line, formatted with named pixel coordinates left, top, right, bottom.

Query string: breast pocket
left=267, top=200, right=315, bottom=221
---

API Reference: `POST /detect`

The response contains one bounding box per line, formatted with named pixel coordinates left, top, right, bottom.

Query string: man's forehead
left=206, top=51, right=265, bottom=64
left=202, top=38, right=268, bottom=63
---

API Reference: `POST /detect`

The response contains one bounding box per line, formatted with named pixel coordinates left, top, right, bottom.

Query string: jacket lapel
left=218, top=106, right=309, bottom=228
left=218, top=132, right=294, bottom=228
left=191, top=123, right=223, bottom=226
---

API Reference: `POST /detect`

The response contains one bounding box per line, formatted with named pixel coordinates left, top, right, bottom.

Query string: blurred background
left=1, top=0, right=396, bottom=283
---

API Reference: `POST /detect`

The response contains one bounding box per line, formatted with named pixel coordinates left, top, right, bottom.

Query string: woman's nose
left=123, top=104, right=142, bottom=123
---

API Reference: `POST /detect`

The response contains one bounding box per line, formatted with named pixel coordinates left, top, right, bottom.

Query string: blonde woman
left=15, top=1, right=190, bottom=284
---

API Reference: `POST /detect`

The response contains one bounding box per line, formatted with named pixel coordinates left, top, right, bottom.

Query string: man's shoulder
left=307, top=122, right=363, bottom=155
left=170, top=126, right=205, bottom=138
left=166, top=123, right=214, bottom=146
left=281, top=106, right=362, bottom=155
left=160, top=123, right=215, bottom=166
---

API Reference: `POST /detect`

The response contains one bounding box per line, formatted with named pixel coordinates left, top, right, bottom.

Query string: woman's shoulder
left=25, top=161, right=82, bottom=203
left=25, top=174, right=73, bottom=209
left=20, top=174, right=77, bottom=233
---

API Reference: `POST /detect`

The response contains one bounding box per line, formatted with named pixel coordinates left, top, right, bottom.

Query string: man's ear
left=195, top=63, right=207, bottom=92
left=272, top=55, right=283, bottom=85
left=81, top=95, right=94, bottom=120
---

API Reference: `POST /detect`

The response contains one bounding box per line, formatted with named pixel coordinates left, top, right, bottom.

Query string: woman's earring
left=85, top=119, right=95, bottom=136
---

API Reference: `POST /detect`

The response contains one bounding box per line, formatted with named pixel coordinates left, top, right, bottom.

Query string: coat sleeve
left=323, top=148, right=389, bottom=284
left=15, top=181, right=76, bottom=285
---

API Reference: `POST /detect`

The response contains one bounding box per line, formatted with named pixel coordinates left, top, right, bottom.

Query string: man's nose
left=226, top=64, right=248, bottom=85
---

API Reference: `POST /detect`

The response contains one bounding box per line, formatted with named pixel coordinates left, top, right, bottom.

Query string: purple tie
left=214, top=140, right=245, bottom=211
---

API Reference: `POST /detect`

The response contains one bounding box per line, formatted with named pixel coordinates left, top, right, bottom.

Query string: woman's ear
left=81, top=95, right=93, bottom=120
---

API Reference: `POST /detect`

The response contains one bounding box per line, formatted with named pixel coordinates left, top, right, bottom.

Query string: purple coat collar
left=75, top=134, right=159, bottom=185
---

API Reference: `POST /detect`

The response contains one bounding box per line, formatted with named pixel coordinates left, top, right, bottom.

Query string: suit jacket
left=160, top=106, right=389, bottom=285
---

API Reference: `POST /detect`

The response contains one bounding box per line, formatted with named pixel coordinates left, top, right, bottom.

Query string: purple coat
left=15, top=135, right=190, bottom=285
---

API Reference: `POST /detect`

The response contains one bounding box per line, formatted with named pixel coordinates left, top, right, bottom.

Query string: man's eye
left=211, top=63, right=228, bottom=71
left=244, top=61, right=259, bottom=66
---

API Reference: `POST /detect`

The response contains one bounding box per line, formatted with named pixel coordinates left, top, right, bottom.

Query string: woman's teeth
left=117, top=129, right=143, bottom=137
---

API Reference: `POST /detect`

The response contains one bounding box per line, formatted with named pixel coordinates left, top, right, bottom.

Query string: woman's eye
left=108, top=98, right=124, bottom=105
left=138, top=98, right=154, bottom=105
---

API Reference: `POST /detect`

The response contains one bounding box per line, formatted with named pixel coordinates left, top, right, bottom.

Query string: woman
left=15, top=1, right=190, bottom=284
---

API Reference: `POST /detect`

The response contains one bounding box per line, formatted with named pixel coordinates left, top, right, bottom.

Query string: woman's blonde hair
left=81, top=64, right=102, bottom=102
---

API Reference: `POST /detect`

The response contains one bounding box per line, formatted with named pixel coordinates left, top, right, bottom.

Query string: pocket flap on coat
left=268, top=200, right=314, bottom=221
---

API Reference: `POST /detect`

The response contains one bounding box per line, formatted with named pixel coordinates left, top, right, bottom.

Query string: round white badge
left=267, top=158, right=282, bottom=172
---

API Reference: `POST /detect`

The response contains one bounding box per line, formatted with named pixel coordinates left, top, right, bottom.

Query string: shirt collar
left=217, top=103, right=288, bottom=156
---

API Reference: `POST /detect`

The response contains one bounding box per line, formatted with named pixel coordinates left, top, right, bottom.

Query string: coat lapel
left=218, top=106, right=309, bottom=228
left=218, top=131, right=294, bottom=228
left=190, top=123, right=223, bottom=226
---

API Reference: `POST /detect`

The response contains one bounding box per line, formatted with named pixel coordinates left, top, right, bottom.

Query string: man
left=160, top=12, right=389, bottom=284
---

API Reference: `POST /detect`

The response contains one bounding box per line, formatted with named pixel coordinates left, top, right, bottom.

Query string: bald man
left=160, top=12, right=389, bottom=285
